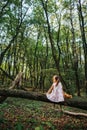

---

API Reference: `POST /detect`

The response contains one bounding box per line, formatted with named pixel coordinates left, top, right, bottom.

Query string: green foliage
left=15, top=122, right=24, bottom=130
left=64, top=122, right=84, bottom=130
left=35, top=126, right=44, bottom=130
left=0, top=98, right=87, bottom=130
left=0, top=0, right=86, bottom=95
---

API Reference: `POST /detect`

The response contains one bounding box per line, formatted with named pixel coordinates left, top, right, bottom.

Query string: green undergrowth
left=0, top=98, right=87, bottom=130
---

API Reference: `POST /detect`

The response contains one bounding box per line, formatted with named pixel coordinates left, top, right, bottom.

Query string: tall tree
left=77, top=0, right=87, bottom=94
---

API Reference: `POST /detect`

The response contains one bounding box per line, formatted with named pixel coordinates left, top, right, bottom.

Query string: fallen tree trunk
left=9, top=72, right=23, bottom=89
left=0, top=96, right=7, bottom=103
left=0, top=89, right=87, bottom=110
left=0, top=72, right=23, bottom=103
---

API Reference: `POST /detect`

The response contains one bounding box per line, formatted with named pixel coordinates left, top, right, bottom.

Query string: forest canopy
left=0, top=0, right=87, bottom=97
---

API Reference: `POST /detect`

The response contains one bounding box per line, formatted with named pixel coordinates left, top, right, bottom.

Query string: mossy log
left=0, top=89, right=87, bottom=110
left=0, top=96, right=7, bottom=103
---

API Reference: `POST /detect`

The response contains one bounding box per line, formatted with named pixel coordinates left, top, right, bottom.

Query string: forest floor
left=0, top=97, right=87, bottom=130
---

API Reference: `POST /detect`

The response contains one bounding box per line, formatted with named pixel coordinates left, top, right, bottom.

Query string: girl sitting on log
left=46, top=75, right=72, bottom=111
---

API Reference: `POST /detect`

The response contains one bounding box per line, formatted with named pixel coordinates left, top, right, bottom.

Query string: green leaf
left=15, top=122, right=24, bottom=130
left=35, top=125, right=44, bottom=130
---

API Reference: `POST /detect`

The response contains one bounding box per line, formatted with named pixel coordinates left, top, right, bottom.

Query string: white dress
left=46, top=82, right=64, bottom=103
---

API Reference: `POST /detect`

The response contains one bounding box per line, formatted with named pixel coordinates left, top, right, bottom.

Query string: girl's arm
left=64, top=92, right=72, bottom=98
left=47, top=85, right=54, bottom=94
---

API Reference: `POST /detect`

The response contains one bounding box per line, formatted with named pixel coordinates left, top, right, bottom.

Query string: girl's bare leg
left=59, top=104, right=63, bottom=112
left=54, top=103, right=55, bottom=108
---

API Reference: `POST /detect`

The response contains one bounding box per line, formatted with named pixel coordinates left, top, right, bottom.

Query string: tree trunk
left=0, top=89, right=87, bottom=110
left=9, top=72, right=23, bottom=89
left=0, top=71, right=24, bottom=103
left=70, top=4, right=80, bottom=96
left=0, top=96, right=7, bottom=103
left=77, top=0, right=87, bottom=94
left=41, top=0, right=67, bottom=88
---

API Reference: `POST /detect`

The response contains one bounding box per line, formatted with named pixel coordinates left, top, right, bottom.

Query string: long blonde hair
left=53, top=75, right=60, bottom=86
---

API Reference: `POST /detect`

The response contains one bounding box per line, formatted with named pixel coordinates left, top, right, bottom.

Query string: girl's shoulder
left=58, top=82, right=62, bottom=87
left=52, top=82, right=62, bottom=88
left=52, top=82, right=56, bottom=86
left=58, top=82, right=62, bottom=85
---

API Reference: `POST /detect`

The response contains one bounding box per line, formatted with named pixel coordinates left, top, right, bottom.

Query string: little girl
left=46, top=75, right=72, bottom=111
left=46, top=75, right=64, bottom=110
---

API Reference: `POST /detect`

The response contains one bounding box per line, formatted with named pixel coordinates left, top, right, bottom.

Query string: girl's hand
left=64, top=92, right=72, bottom=98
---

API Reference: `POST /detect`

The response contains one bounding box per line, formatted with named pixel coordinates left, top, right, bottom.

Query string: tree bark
left=9, top=72, right=23, bottom=89
left=0, top=72, right=23, bottom=103
left=0, top=89, right=87, bottom=110
left=77, top=0, right=87, bottom=94
left=0, top=96, right=7, bottom=103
